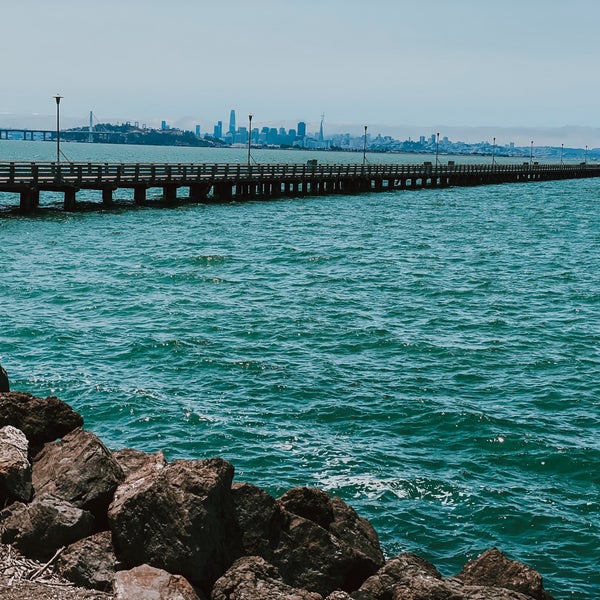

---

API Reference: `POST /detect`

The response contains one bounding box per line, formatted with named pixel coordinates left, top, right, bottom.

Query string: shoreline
left=0, top=389, right=557, bottom=599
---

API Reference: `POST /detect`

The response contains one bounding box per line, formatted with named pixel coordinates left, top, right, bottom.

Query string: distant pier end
left=1, top=160, right=599, bottom=213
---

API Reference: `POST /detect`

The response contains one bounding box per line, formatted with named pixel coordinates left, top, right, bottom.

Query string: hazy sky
left=2, top=0, right=600, bottom=143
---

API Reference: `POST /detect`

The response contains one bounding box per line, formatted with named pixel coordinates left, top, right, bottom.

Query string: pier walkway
left=1, top=160, right=599, bottom=212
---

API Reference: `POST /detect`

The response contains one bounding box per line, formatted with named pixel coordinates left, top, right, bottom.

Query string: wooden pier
left=1, top=160, right=599, bottom=212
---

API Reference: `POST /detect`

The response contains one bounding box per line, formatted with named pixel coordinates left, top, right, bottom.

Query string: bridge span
left=1, top=160, right=598, bottom=213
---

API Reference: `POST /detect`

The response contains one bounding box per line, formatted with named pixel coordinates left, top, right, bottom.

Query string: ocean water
left=1, top=140, right=598, bottom=598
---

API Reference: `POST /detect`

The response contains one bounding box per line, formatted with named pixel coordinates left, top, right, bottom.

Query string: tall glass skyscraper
left=229, top=110, right=236, bottom=135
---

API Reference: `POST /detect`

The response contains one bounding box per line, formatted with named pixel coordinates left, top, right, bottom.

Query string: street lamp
left=560, top=143, right=564, bottom=165
left=247, top=114, right=252, bottom=166
left=585, top=145, right=588, bottom=165
left=530, top=140, right=534, bottom=166
left=435, top=132, right=440, bottom=167
left=363, top=125, right=367, bottom=166
left=492, top=137, right=496, bottom=166
left=53, top=94, right=62, bottom=166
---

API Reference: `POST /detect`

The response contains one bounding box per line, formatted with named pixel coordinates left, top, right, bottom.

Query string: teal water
left=1, top=141, right=598, bottom=598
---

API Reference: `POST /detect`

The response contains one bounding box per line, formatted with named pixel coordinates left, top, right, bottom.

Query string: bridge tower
left=88, top=111, right=94, bottom=143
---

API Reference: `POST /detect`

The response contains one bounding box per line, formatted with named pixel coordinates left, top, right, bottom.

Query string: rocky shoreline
left=0, top=389, right=557, bottom=600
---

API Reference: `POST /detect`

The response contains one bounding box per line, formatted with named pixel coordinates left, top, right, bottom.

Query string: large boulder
left=390, top=577, right=533, bottom=600
left=32, top=427, right=124, bottom=522
left=211, top=556, right=322, bottom=600
left=455, top=548, right=550, bottom=600
left=0, top=392, right=83, bottom=447
left=0, top=493, right=95, bottom=561
left=0, top=364, right=8, bottom=392
left=57, top=531, right=118, bottom=592
left=270, top=487, right=385, bottom=596
left=109, top=457, right=241, bottom=594
left=114, top=564, right=204, bottom=600
left=0, top=425, right=32, bottom=504
left=112, top=448, right=167, bottom=479
left=231, top=482, right=286, bottom=557
left=352, top=553, right=442, bottom=600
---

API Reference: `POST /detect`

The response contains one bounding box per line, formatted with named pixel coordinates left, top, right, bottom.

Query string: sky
left=2, top=0, right=600, bottom=145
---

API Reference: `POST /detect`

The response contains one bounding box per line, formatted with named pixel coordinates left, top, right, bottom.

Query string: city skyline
left=2, top=0, right=600, bottom=146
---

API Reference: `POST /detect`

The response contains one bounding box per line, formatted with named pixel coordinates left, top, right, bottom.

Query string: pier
left=1, top=160, right=599, bottom=212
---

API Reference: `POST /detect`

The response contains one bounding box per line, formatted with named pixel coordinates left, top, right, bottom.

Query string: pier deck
left=1, top=160, right=599, bottom=212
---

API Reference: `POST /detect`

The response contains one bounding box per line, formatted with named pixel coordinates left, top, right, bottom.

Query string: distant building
left=214, top=121, right=223, bottom=139
left=161, top=120, right=168, bottom=131
left=195, top=125, right=201, bottom=137
left=229, top=110, right=236, bottom=135
left=297, top=121, right=306, bottom=138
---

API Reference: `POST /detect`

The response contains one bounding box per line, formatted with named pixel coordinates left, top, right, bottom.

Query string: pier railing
left=2, top=160, right=600, bottom=212
left=1, top=160, right=597, bottom=187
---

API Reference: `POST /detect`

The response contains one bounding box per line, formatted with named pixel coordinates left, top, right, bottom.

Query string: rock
left=112, top=448, right=167, bottom=479
left=211, top=556, right=322, bottom=600
left=109, top=457, right=241, bottom=594
left=390, top=577, right=532, bottom=600
left=0, top=493, right=95, bottom=561
left=0, top=392, right=83, bottom=447
left=57, top=531, right=118, bottom=592
left=326, top=593, right=354, bottom=600
left=456, top=548, right=549, bottom=600
left=0, top=425, right=32, bottom=504
left=114, top=564, right=204, bottom=600
left=0, top=364, right=8, bottom=392
left=352, top=552, right=442, bottom=599
left=231, top=482, right=286, bottom=556
left=271, top=487, right=385, bottom=596
left=32, top=427, right=124, bottom=523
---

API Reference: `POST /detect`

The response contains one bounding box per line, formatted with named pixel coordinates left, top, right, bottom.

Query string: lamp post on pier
left=435, top=132, right=440, bottom=167
left=53, top=94, right=62, bottom=166
left=560, top=143, right=564, bottom=165
left=530, top=140, right=534, bottom=167
left=247, top=114, right=253, bottom=166
left=585, top=145, right=588, bottom=166
left=492, top=137, right=496, bottom=166
left=363, top=125, right=367, bottom=167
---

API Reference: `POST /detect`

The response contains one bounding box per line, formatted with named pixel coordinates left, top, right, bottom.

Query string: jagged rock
left=352, top=552, right=442, bottom=599
left=456, top=548, right=550, bottom=600
left=231, top=482, right=286, bottom=556
left=0, top=392, right=83, bottom=447
left=32, top=427, right=124, bottom=522
left=0, top=425, right=32, bottom=504
left=390, top=577, right=532, bottom=600
left=57, top=531, right=118, bottom=592
left=270, top=487, right=385, bottom=596
left=112, top=448, right=167, bottom=479
left=114, top=564, right=204, bottom=600
left=109, top=457, right=241, bottom=594
left=211, top=556, right=322, bottom=600
left=0, top=493, right=95, bottom=561
left=0, top=365, right=8, bottom=392
left=326, top=593, right=353, bottom=600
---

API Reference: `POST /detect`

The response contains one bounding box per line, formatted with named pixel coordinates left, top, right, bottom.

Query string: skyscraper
left=297, top=122, right=306, bottom=138
left=229, top=110, right=236, bottom=135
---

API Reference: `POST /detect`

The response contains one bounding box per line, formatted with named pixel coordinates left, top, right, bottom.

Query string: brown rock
left=0, top=392, right=83, bottom=447
left=112, top=448, right=167, bottom=479
left=0, top=426, right=32, bottom=504
left=0, top=365, right=8, bottom=392
left=231, top=482, right=285, bottom=556
left=57, top=531, right=118, bottom=592
left=271, top=487, right=385, bottom=596
left=0, top=493, right=95, bottom=561
left=32, top=428, right=124, bottom=522
left=456, top=548, right=548, bottom=600
left=352, top=552, right=442, bottom=600
left=109, top=457, right=241, bottom=593
left=211, top=556, right=322, bottom=600
left=114, top=564, right=203, bottom=600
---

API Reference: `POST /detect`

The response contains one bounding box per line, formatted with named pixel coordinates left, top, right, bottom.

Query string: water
left=1, top=140, right=598, bottom=598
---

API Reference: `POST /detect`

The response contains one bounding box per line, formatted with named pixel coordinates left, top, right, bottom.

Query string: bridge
left=0, top=160, right=599, bottom=212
